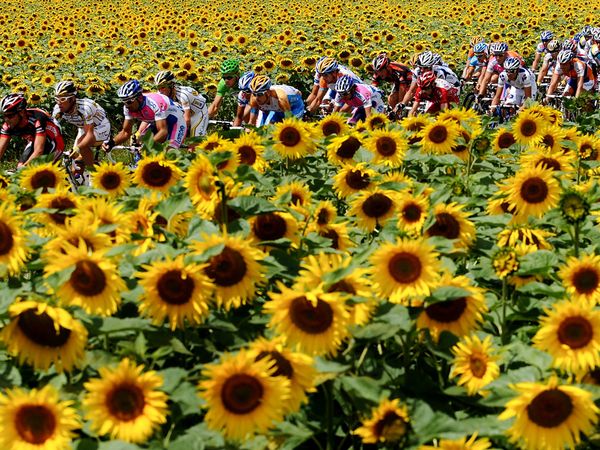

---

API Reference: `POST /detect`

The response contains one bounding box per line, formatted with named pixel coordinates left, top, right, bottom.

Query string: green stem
left=573, top=221, right=580, bottom=258
left=576, top=156, right=582, bottom=185
left=324, top=381, right=334, bottom=450
left=501, top=278, right=509, bottom=345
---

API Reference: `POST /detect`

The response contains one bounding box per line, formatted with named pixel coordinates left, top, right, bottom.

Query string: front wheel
left=462, top=92, right=476, bottom=109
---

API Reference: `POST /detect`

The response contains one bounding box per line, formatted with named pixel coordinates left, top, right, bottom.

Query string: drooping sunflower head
left=19, top=162, right=67, bottom=193
left=425, top=202, right=476, bottom=250
left=364, top=129, right=408, bottom=167
left=353, top=398, right=410, bottom=444
left=326, top=132, right=363, bottom=166
left=496, top=226, right=553, bottom=252
left=92, top=161, right=131, bottom=196
left=133, top=153, right=182, bottom=193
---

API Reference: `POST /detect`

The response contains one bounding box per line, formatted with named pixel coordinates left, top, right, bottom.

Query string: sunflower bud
left=492, top=247, right=519, bottom=279
left=559, top=189, right=590, bottom=224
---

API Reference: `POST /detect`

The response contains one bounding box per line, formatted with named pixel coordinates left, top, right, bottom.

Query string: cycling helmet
left=372, top=53, right=390, bottom=71
left=582, top=25, right=593, bottom=36
left=334, top=75, right=356, bottom=95
left=117, top=80, right=143, bottom=101
left=473, top=42, right=488, bottom=54
left=540, top=30, right=554, bottom=42
left=546, top=40, right=559, bottom=52
left=490, top=42, right=508, bottom=55
left=557, top=50, right=574, bottom=64
left=432, top=53, right=443, bottom=66
left=503, top=57, right=521, bottom=71
left=54, top=80, right=77, bottom=97
left=562, top=39, right=576, bottom=52
left=593, top=30, right=600, bottom=42
left=470, top=35, right=483, bottom=46
left=417, top=51, right=435, bottom=68
left=238, top=70, right=255, bottom=92
left=417, top=71, right=437, bottom=88
left=249, top=75, right=272, bottom=95
left=316, top=57, right=339, bottom=74
left=1, top=93, right=26, bottom=114
left=220, top=59, right=240, bottom=75
left=154, top=70, right=175, bottom=86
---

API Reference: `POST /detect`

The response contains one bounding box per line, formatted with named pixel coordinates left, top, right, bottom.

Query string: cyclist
left=235, top=70, right=255, bottom=126
left=464, top=36, right=484, bottom=65
left=106, top=80, right=187, bottom=150
left=371, top=53, right=413, bottom=110
left=477, top=42, right=524, bottom=98
left=491, top=57, right=537, bottom=109
left=577, top=26, right=593, bottom=59
left=52, top=80, right=110, bottom=172
left=207, top=59, right=240, bottom=118
left=408, top=71, right=459, bottom=116
left=463, top=42, right=489, bottom=82
left=333, top=75, right=385, bottom=123
left=247, top=75, right=304, bottom=127
left=531, top=30, right=554, bottom=71
left=306, top=57, right=362, bottom=114
left=537, top=40, right=560, bottom=85
left=547, top=50, right=596, bottom=98
left=155, top=70, right=208, bottom=137
left=0, top=93, right=64, bottom=168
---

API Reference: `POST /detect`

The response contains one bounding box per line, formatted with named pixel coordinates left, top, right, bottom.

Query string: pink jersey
left=334, top=83, right=384, bottom=109
left=124, top=93, right=184, bottom=124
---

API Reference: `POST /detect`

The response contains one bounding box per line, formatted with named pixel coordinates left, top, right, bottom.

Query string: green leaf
left=171, top=381, right=204, bottom=416
left=516, top=281, right=565, bottom=298
left=134, top=333, right=147, bottom=358
left=185, top=243, right=224, bottom=264
left=272, top=422, right=314, bottom=450
left=427, top=286, right=473, bottom=304
left=157, top=193, right=193, bottom=222
left=516, top=250, right=558, bottom=276
left=340, top=376, right=382, bottom=403
left=314, top=358, right=350, bottom=374
left=158, top=367, right=188, bottom=393
left=170, top=337, right=193, bottom=355
left=98, top=441, right=141, bottom=450
left=169, top=423, right=225, bottom=450
left=98, top=317, right=154, bottom=334
left=228, top=195, right=280, bottom=215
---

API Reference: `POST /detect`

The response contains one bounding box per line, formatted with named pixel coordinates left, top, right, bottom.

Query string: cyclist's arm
left=307, top=88, right=327, bottom=113
left=401, top=81, right=417, bottom=106
left=537, top=60, right=549, bottom=84
left=233, top=104, right=246, bottom=127
left=153, top=119, right=168, bottom=143
left=478, top=71, right=492, bottom=96
left=546, top=71, right=560, bottom=96
left=183, top=109, right=192, bottom=134
left=305, top=84, right=320, bottom=105
left=575, top=75, right=585, bottom=97
left=531, top=52, right=542, bottom=71
left=523, top=85, right=533, bottom=101
left=208, top=95, right=223, bottom=118
left=275, top=90, right=291, bottom=112
left=76, top=123, right=97, bottom=150
left=490, top=84, right=503, bottom=107
left=0, top=136, right=10, bottom=161
left=113, top=119, right=134, bottom=145
left=23, top=133, right=47, bottom=165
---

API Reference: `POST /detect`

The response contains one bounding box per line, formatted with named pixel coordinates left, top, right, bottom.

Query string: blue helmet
left=473, top=42, right=488, bottom=54
left=334, top=75, right=356, bottom=95
left=117, top=80, right=142, bottom=101
left=540, top=30, right=554, bottom=42
left=238, top=71, right=255, bottom=92
left=490, top=42, right=508, bottom=55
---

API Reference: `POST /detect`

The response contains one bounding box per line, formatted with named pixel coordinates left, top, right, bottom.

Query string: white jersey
left=52, top=98, right=108, bottom=129
left=498, top=67, right=536, bottom=91
left=412, top=66, right=460, bottom=88
left=174, top=85, right=206, bottom=115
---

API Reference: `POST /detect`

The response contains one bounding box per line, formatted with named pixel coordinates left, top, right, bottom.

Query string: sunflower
left=418, top=119, right=462, bottom=154
left=34, top=189, right=79, bottom=235
left=353, top=398, right=410, bottom=444
left=496, top=226, right=553, bottom=252
left=272, top=181, right=312, bottom=217
left=416, top=274, right=488, bottom=340
left=231, top=131, right=267, bottom=172
left=370, top=238, right=440, bottom=305
left=327, top=132, right=363, bottom=166
left=185, top=153, right=218, bottom=206
left=364, top=129, right=407, bottom=167
left=199, top=132, right=227, bottom=152
left=450, top=334, right=499, bottom=396
left=350, top=188, right=399, bottom=231
left=499, top=376, right=599, bottom=450
left=248, top=211, right=299, bottom=247
left=425, top=202, right=476, bottom=250
left=83, top=358, right=168, bottom=444
left=133, top=153, right=182, bottom=193
left=400, top=115, right=433, bottom=134
left=506, top=166, right=560, bottom=219
left=19, top=161, right=67, bottom=193
left=77, top=197, right=132, bottom=246
left=520, top=146, right=575, bottom=175
left=537, top=126, right=567, bottom=153
left=396, top=191, right=430, bottom=234
left=315, top=222, right=353, bottom=251
left=92, top=161, right=130, bottom=196
left=272, top=117, right=316, bottom=159
left=333, top=163, right=376, bottom=198
left=0, top=386, right=80, bottom=450
left=420, top=434, right=492, bottom=450
left=577, top=134, right=600, bottom=161
left=560, top=254, right=600, bottom=305
left=264, top=283, right=351, bottom=356
left=44, top=242, right=126, bottom=316
left=0, top=300, right=87, bottom=372
left=512, top=110, right=546, bottom=146
left=199, top=350, right=290, bottom=440
left=193, top=233, right=265, bottom=310
left=0, top=202, right=29, bottom=276
left=43, top=215, right=111, bottom=256
left=363, top=112, right=389, bottom=131
left=247, top=337, right=316, bottom=413
left=318, top=112, right=349, bottom=137
left=492, top=127, right=517, bottom=153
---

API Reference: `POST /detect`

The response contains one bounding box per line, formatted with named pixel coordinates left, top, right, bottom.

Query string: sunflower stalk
left=500, top=278, right=510, bottom=345
left=573, top=221, right=580, bottom=258
left=324, top=380, right=335, bottom=450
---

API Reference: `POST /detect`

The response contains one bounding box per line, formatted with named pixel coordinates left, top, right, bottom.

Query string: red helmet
left=1, top=93, right=27, bottom=114
left=418, top=71, right=437, bottom=88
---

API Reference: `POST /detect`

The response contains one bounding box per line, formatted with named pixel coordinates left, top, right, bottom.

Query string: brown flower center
left=253, top=213, right=287, bottom=241
left=376, top=136, right=397, bottom=157
left=388, top=252, right=422, bottom=284
left=497, top=132, right=516, bottom=149
left=221, top=374, right=263, bottom=414
left=106, top=383, right=145, bottom=421
left=469, top=355, right=487, bottom=378
left=527, top=389, right=573, bottom=428
left=289, top=296, right=334, bottom=334
left=322, top=120, right=342, bottom=136
left=328, top=279, right=356, bottom=295
left=536, top=158, right=561, bottom=171
left=204, top=142, right=220, bottom=151
left=425, top=298, right=468, bottom=322
left=345, top=170, right=370, bottom=190
left=141, top=162, right=173, bottom=188
left=70, top=260, right=106, bottom=296
left=205, top=246, right=247, bottom=287
left=557, top=316, right=593, bottom=349
left=317, top=209, right=330, bottom=225
left=156, top=269, right=195, bottom=305
left=428, top=125, right=449, bottom=144
left=428, top=212, right=461, bottom=240
left=336, top=136, right=361, bottom=159
left=238, top=145, right=257, bottom=165
left=279, top=126, right=301, bottom=147
left=30, top=169, right=58, bottom=192
left=255, top=351, right=294, bottom=378
left=17, top=309, right=71, bottom=347
left=542, top=134, right=555, bottom=148
left=572, top=268, right=599, bottom=294
left=15, top=405, right=56, bottom=444
left=0, top=220, right=14, bottom=256
left=519, top=119, right=538, bottom=137
left=100, top=172, right=122, bottom=190
left=402, top=203, right=422, bottom=223
left=319, top=228, right=340, bottom=249
left=361, top=193, right=393, bottom=219
left=520, top=177, right=548, bottom=204
left=49, top=197, right=76, bottom=225
left=373, top=411, right=407, bottom=441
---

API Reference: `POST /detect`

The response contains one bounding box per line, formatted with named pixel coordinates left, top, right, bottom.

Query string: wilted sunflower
left=496, top=226, right=553, bottom=252
left=0, top=386, right=80, bottom=450
left=506, top=166, right=560, bottom=219
left=193, top=233, right=265, bottom=310
left=247, top=337, right=316, bottom=413
left=0, top=300, right=87, bottom=372
left=450, top=334, right=499, bottom=396
left=353, top=398, right=410, bottom=444
left=417, top=274, right=488, bottom=340
left=492, top=127, right=517, bottom=153
left=272, top=117, right=315, bottom=159
left=199, top=350, right=290, bottom=441
left=420, top=434, right=492, bottom=450
left=318, top=112, right=349, bottom=137
left=364, top=129, right=407, bottom=167
left=396, top=191, right=429, bottom=233
left=133, top=153, right=182, bottom=192
left=425, top=202, right=476, bottom=250
left=512, top=110, right=546, bottom=146
left=560, top=254, right=600, bottom=305
left=44, top=242, right=126, bottom=316
left=0, top=202, right=29, bottom=276
left=349, top=188, right=398, bottom=231
left=19, top=162, right=67, bottom=193
left=327, top=132, right=363, bottom=166
left=333, top=163, right=376, bottom=198
left=249, top=211, right=299, bottom=247
left=499, top=376, right=599, bottom=450
left=92, top=161, right=130, bottom=196
left=231, top=132, right=267, bottom=171
left=370, top=238, right=440, bottom=305
left=264, top=283, right=351, bottom=356
left=83, top=358, right=168, bottom=444
left=418, top=119, right=462, bottom=154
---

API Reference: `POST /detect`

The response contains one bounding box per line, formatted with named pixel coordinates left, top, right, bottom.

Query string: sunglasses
left=55, top=96, right=74, bottom=103
left=506, top=69, right=518, bottom=73
left=123, top=98, right=137, bottom=105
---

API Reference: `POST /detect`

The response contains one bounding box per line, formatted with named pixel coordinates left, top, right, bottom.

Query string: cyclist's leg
left=348, top=107, right=365, bottom=124
left=189, top=109, right=208, bottom=137
left=289, top=95, right=305, bottom=119
left=18, top=139, right=55, bottom=168
left=164, top=116, right=186, bottom=149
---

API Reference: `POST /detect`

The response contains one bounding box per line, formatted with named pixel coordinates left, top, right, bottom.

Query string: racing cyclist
left=207, top=59, right=241, bottom=118
left=332, top=75, right=385, bottom=123
left=547, top=50, right=596, bottom=98
left=463, top=42, right=489, bottom=83
left=477, top=42, right=524, bottom=98
left=247, top=75, right=304, bottom=127
left=491, top=57, right=537, bottom=110
left=531, top=30, right=555, bottom=71
left=536, top=40, right=560, bottom=85
left=371, top=52, right=413, bottom=110
left=408, top=72, right=459, bottom=116
left=306, top=57, right=362, bottom=114
left=235, top=71, right=255, bottom=126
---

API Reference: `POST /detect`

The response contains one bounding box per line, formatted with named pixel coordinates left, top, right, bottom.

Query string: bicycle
left=105, top=144, right=143, bottom=168
left=207, top=120, right=244, bottom=138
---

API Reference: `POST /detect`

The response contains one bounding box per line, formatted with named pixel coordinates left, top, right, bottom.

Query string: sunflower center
left=30, top=169, right=58, bottom=192
left=238, top=145, right=257, bottom=165
left=17, top=309, right=71, bottom=347
left=253, top=213, right=287, bottom=241
left=279, top=126, right=301, bottom=147
left=402, top=203, right=422, bottom=223
left=15, top=405, right=57, bottom=444
left=322, top=120, right=342, bottom=136
left=369, top=117, right=385, bottom=129
left=328, top=279, right=356, bottom=295
left=428, top=212, right=460, bottom=240
left=388, top=252, right=422, bottom=284
left=336, top=136, right=361, bottom=159
left=289, top=296, right=334, bottom=334
left=520, top=177, right=549, bottom=204
left=71, top=260, right=107, bottom=296
left=557, top=316, right=593, bottom=349
left=221, top=374, right=264, bottom=414
left=100, top=172, right=122, bottom=190
left=572, top=268, right=599, bottom=294
left=520, top=119, right=538, bottom=137
left=141, top=162, right=173, bottom=187
left=425, top=298, right=468, bottom=322
left=106, top=383, right=146, bottom=421
left=542, top=134, right=555, bottom=148
left=536, top=158, right=561, bottom=171
left=319, top=229, right=340, bottom=249
left=49, top=197, right=76, bottom=225
left=498, top=132, right=516, bottom=149
left=345, top=170, right=370, bottom=190
left=0, top=221, right=14, bottom=255
left=156, top=269, right=195, bottom=305
left=317, top=209, right=330, bottom=225
left=205, top=246, right=247, bottom=287
left=527, top=389, right=573, bottom=428
left=428, top=125, right=448, bottom=144
left=376, top=136, right=397, bottom=156
left=361, top=193, right=393, bottom=218
left=469, top=355, right=487, bottom=378
left=255, top=351, right=294, bottom=378
left=373, top=411, right=407, bottom=441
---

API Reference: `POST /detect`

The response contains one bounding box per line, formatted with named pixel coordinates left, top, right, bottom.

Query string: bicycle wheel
left=462, top=92, right=476, bottom=109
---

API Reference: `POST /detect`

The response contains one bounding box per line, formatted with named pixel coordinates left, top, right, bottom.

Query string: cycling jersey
left=542, top=53, right=558, bottom=71
left=535, top=42, right=549, bottom=54
left=372, top=62, right=413, bottom=91
left=414, top=79, right=459, bottom=114
left=313, top=64, right=361, bottom=87
left=334, top=84, right=385, bottom=124
left=413, top=66, right=461, bottom=88
left=52, top=98, right=110, bottom=143
left=498, top=68, right=538, bottom=105
left=173, top=85, right=208, bottom=136
left=486, top=52, right=525, bottom=74
left=216, top=79, right=236, bottom=97
left=555, top=58, right=595, bottom=82
left=250, top=85, right=304, bottom=126
left=468, top=55, right=488, bottom=68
